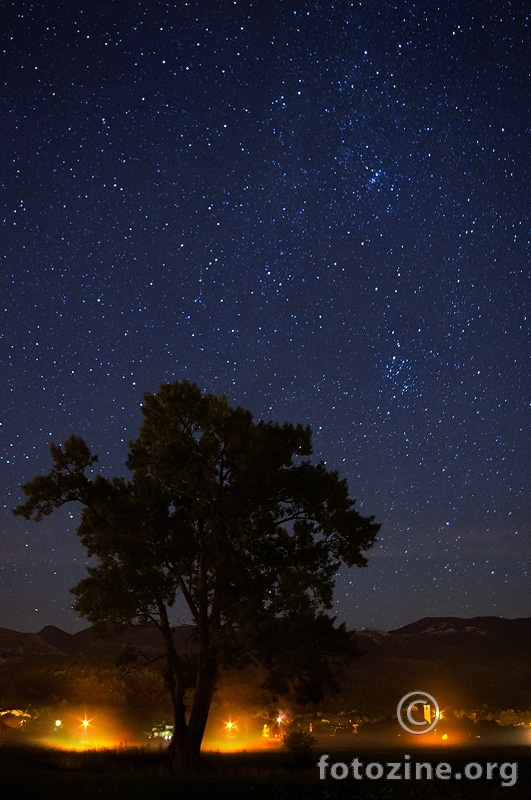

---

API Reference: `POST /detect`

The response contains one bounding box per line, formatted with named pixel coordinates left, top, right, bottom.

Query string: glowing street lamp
left=223, top=718, right=237, bottom=737
left=275, top=713, right=286, bottom=739
left=78, top=714, right=94, bottom=731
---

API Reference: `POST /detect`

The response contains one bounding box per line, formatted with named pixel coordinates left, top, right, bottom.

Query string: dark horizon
left=3, top=610, right=531, bottom=639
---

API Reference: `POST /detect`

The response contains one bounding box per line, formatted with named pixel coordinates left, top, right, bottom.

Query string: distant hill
left=1, top=616, right=531, bottom=717
left=36, top=622, right=197, bottom=661
left=0, top=627, right=59, bottom=661
left=390, top=615, right=531, bottom=639
left=343, top=616, right=531, bottom=716
left=0, top=622, right=197, bottom=664
left=35, top=626, right=78, bottom=653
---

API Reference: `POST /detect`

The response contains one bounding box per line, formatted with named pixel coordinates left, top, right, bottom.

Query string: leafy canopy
left=14, top=380, right=379, bottom=715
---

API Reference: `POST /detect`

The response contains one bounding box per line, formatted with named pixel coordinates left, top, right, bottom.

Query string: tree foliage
left=14, top=380, right=379, bottom=772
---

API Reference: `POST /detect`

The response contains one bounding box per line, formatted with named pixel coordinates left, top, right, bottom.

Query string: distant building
left=149, top=723, right=173, bottom=740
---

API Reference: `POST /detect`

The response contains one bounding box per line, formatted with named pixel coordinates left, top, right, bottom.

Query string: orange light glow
left=78, top=714, right=95, bottom=731
left=41, top=707, right=134, bottom=751
left=203, top=731, right=281, bottom=753
left=201, top=711, right=286, bottom=753
left=223, top=717, right=238, bottom=738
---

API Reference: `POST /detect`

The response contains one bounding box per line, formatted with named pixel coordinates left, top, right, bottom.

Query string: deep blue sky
left=2, top=0, right=530, bottom=633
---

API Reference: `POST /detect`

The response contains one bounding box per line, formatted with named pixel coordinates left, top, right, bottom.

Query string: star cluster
left=1, top=0, right=530, bottom=632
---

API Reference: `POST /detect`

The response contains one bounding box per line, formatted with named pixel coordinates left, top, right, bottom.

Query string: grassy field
left=1, top=741, right=529, bottom=799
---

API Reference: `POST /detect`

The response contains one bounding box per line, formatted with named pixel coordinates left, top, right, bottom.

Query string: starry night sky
left=2, top=1, right=530, bottom=634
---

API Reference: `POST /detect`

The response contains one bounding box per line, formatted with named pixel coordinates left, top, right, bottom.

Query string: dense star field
left=1, top=1, right=530, bottom=633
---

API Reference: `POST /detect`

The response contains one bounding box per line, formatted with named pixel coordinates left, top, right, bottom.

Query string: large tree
left=14, top=380, right=379, bottom=773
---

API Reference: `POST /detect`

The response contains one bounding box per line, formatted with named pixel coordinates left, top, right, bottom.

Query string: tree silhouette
left=14, top=380, right=379, bottom=773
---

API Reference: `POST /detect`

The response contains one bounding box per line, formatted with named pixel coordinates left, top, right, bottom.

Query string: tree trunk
left=168, top=733, right=202, bottom=775
left=168, top=649, right=218, bottom=775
